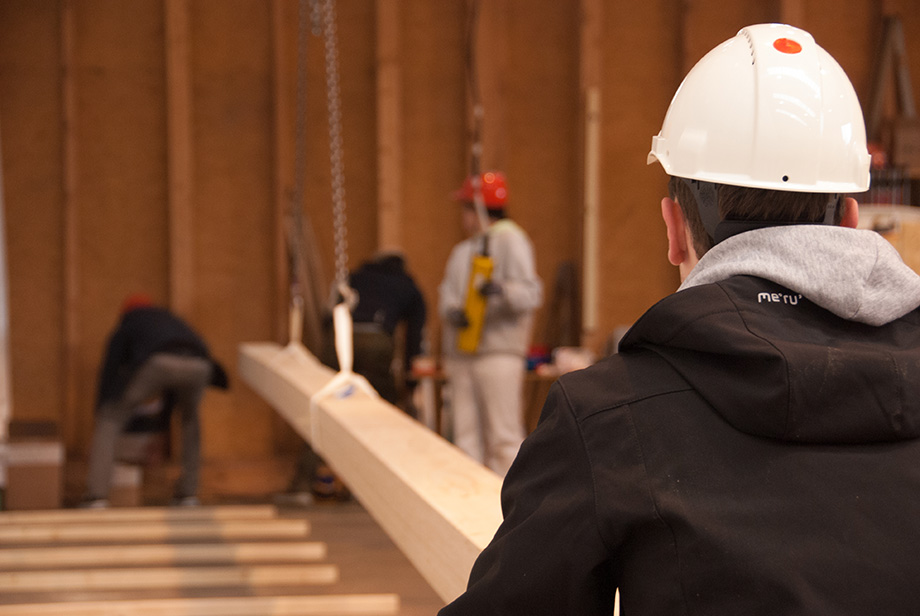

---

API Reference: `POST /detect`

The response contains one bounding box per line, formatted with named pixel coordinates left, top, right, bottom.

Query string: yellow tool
left=457, top=252, right=493, bottom=353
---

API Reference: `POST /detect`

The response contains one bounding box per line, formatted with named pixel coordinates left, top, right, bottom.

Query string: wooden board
left=0, top=518, right=309, bottom=544
left=0, top=504, right=278, bottom=525
left=0, top=594, right=399, bottom=616
left=0, top=564, right=338, bottom=592
left=0, top=541, right=326, bottom=570
left=238, top=342, right=503, bottom=604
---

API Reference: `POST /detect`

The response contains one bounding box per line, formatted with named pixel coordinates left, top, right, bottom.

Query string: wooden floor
left=0, top=499, right=445, bottom=615
left=302, top=501, right=446, bottom=615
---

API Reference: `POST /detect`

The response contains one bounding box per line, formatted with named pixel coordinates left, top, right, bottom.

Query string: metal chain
left=309, top=0, right=323, bottom=35
left=464, top=0, right=489, bottom=235
left=289, top=0, right=311, bottom=291
left=319, top=0, right=350, bottom=293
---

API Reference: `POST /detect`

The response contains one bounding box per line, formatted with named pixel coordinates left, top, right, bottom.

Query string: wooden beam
left=0, top=504, right=279, bottom=525
left=0, top=541, right=326, bottom=569
left=0, top=594, right=399, bottom=616
left=0, top=518, right=310, bottom=544
left=238, top=342, right=503, bottom=603
left=165, top=0, right=195, bottom=316
left=0, top=564, right=338, bottom=593
left=376, top=0, right=402, bottom=251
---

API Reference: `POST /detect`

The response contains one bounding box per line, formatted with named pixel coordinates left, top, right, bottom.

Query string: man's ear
left=839, top=197, right=859, bottom=229
left=661, top=197, right=689, bottom=266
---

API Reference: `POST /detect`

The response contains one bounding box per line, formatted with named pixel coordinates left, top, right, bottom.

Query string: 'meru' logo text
left=758, top=292, right=802, bottom=305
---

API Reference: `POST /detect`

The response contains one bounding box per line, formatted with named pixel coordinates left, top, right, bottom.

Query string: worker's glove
left=445, top=309, right=470, bottom=329
left=478, top=281, right=503, bottom=297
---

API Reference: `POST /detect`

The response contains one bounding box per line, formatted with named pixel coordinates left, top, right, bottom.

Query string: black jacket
left=349, top=255, right=427, bottom=361
left=96, top=306, right=228, bottom=409
left=440, top=274, right=920, bottom=615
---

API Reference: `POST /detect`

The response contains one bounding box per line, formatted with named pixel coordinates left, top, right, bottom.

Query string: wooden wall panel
left=397, top=1, right=467, bottom=355
left=803, top=0, right=878, bottom=105
left=71, top=0, right=170, bottom=449
left=0, top=2, right=65, bottom=427
left=596, top=0, right=679, bottom=338
left=189, top=0, right=276, bottom=459
left=890, top=0, right=920, bottom=117
left=502, top=0, right=580, bottom=346
left=376, top=0, right=402, bottom=252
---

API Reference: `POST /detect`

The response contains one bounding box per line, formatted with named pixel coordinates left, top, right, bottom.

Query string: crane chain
left=290, top=0, right=311, bottom=292
left=310, top=0, right=351, bottom=297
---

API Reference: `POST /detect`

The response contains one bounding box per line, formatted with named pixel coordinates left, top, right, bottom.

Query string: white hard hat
left=648, top=23, right=871, bottom=193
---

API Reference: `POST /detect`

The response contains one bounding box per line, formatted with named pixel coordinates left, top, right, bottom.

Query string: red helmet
left=452, top=171, right=508, bottom=209
left=121, top=292, right=153, bottom=314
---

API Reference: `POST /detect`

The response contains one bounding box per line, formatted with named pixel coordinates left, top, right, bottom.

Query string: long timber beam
left=238, top=342, right=503, bottom=604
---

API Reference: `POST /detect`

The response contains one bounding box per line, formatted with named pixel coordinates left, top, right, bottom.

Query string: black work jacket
left=440, top=275, right=920, bottom=615
left=96, top=306, right=228, bottom=409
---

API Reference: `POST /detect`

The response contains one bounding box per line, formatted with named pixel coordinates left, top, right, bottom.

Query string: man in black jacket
left=439, top=24, right=920, bottom=615
left=82, top=294, right=228, bottom=508
left=278, top=250, right=428, bottom=504
left=321, top=250, right=427, bottom=405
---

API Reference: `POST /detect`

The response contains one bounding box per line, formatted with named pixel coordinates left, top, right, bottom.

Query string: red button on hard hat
left=773, top=38, right=802, bottom=54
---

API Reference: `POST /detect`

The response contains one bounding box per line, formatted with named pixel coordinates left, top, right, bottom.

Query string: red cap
left=452, top=171, right=509, bottom=209
left=121, top=292, right=153, bottom=314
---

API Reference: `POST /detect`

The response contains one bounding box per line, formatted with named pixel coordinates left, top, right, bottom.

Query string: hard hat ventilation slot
left=741, top=29, right=755, bottom=65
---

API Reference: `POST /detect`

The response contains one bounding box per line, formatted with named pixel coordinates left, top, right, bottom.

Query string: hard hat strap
left=821, top=194, right=841, bottom=225
left=711, top=194, right=842, bottom=244
left=679, top=177, right=842, bottom=245
left=677, top=178, right=721, bottom=241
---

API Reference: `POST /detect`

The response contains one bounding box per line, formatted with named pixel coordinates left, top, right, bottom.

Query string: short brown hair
left=669, top=176, right=842, bottom=257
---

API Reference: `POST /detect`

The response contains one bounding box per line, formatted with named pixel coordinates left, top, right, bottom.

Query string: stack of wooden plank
left=0, top=504, right=400, bottom=615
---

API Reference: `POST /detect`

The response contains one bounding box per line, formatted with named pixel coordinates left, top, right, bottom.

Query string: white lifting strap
left=309, top=299, right=379, bottom=452
left=308, top=0, right=378, bottom=448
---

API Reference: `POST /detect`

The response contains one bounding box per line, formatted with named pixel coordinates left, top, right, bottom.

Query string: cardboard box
left=4, top=441, right=64, bottom=510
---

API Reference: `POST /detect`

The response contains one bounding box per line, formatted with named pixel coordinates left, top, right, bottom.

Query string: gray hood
left=680, top=226, right=920, bottom=326
left=621, top=226, right=920, bottom=444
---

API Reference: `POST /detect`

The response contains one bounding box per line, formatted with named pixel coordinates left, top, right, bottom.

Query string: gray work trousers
left=84, top=353, right=212, bottom=501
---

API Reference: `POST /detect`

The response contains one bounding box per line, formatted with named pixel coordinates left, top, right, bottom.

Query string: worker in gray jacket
left=439, top=171, right=543, bottom=476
